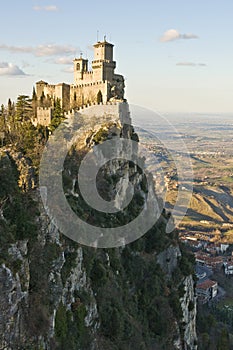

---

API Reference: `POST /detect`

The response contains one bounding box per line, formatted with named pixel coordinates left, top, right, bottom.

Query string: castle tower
left=92, top=39, right=116, bottom=82
left=36, top=80, right=48, bottom=99
left=73, top=56, right=89, bottom=85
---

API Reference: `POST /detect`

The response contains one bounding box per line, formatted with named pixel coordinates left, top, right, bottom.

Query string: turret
left=92, top=39, right=116, bottom=81
left=36, top=80, right=48, bottom=100
left=73, top=55, right=89, bottom=85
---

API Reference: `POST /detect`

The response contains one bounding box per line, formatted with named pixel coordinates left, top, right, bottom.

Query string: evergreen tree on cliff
left=50, top=98, right=65, bottom=131
left=15, top=95, right=32, bottom=122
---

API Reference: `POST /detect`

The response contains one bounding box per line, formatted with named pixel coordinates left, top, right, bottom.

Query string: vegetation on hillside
left=0, top=96, right=196, bottom=349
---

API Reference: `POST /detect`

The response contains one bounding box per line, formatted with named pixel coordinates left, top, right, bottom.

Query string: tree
left=39, top=91, right=45, bottom=107
left=0, top=105, right=7, bottom=146
left=7, top=99, right=14, bottom=116
left=32, top=86, right=37, bottom=101
left=49, top=98, right=65, bottom=131
left=15, top=95, right=32, bottom=122
left=217, top=328, right=230, bottom=350
left=31, top=87, right=38, bottom=117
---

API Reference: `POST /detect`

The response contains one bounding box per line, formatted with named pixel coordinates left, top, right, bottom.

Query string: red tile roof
left=197, top=279, right=217, bottom=290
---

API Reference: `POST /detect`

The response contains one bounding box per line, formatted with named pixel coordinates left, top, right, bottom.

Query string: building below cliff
left=35, top=38, right=125, bottom=126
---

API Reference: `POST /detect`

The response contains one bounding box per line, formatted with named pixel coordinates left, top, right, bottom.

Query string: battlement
left=64, top=101, right=119, bottom=117
left=71, top=80, right=105, bottom=89
left=64, top=101, right=131, bottom=126
left=37, top=107, right=53, bottom=111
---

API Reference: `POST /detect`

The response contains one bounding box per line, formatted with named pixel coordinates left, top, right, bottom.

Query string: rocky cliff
left=0, top=104, right=197, bottom=349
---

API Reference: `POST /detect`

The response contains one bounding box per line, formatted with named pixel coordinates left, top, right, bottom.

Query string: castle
left=35, top=39, right=125, bottom=126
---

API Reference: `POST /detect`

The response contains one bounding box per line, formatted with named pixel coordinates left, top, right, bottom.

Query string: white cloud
left=160, top=29, right=199, bottom=42
left=160, top=29, right=180, bottom=42
left=0, top=44, right=77, bottom=57
left=0, top=62, right=26, bottom=76
left=21, top=61, right=31, bottom=68
left=54, top=57, right=74, bottom=65
left=62, top=66, right=73, bottom=73
left=35, top=45, right=76, bottom=56
left=33, top=5, right=58, bottom=11
left=176, top=62, right=207, bottom=67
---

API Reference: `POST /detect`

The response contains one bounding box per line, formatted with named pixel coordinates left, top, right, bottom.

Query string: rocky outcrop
left=0, top=241, right=29, bottom=349
left=180, top=275, right=197, bottom=350
left=0, top=103, right=197, bottom=349
left=8, top=151, right=36, bottom=191
left=157, top=246, right=197, bottom=349
left=157, top=245, right=182, bottom=277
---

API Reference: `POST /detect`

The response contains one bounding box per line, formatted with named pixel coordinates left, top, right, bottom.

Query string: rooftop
left=197, top=279, right=217, bottom=290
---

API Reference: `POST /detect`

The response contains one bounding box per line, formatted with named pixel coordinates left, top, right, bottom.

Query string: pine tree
left=50, top=98, right=65, bottom=131
left=31, top=87, right=38, bottom=117
left=15, top=95, right=32, bottom=122
left=32, top=86, right=37, bottom=101
left=0, top=104, right=7, bottom=136
left=217, top=328, right=230, bottom=350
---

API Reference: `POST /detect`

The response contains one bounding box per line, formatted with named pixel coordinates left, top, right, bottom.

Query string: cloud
left=62, top=66, right=73, bottom=73
left=0, top=62, right=26, bottom=76
left=21, top=60, right=31, bottom=68
left=0, top=44, right=77, bottom=57
left=54, top=57, right=74, bottom=65
left=181, top=33, right=199, bottom=40
left=33, top=5, right=58, bottom=11
left=160, top=29, right=199, bottom=42
left=176, top=62, right=207, bottom=67
left=35, top=45, right=76, bottom=56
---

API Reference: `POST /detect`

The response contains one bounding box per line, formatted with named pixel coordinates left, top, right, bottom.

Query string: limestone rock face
left=157, top=246, right=197, bottom=350
left=0, top=103, right=197, bottom=349
left=157, top=245, right=182, bottom=277
left=8, top=151, right=37, bottom=191
left=0, top=242, right=29, bottom=349
left=180, top=275, right=198, bottom=350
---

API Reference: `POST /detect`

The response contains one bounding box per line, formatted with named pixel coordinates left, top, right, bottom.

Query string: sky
left=0, top=0, right=233, bottom=114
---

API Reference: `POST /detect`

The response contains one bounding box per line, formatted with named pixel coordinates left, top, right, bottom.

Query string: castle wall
left=37, top=107, right=53, bottom=126
left=77, top=102, right=131, bottom=125
left=44, top=85, right=56, bottom=99
left=74, top=71, right=94, bottom=85
left=70, top=81, right=108, bottom=108
left=92, top=64, right=103, bottom=82
left=55, top=84, right=70, bottom=110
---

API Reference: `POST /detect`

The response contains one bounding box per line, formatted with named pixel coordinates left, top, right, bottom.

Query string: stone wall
left=70, top=81, right=108, bottom=107
left=76, top=101, right=131, bottom=126
left=37, top=107, right=53, bottom=126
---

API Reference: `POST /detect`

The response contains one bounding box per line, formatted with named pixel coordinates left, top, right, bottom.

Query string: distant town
left=136, top=117, right=233, bottom=305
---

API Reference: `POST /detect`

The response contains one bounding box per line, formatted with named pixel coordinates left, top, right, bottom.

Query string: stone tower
left=73, top=39, right=117, bottom=85
left=92, top=40, right=116, bottom=81
left=73, top=56, right=88, bottom=85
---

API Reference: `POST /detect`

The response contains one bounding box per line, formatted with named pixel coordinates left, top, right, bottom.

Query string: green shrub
left=55, top=303, right=68, bottom=341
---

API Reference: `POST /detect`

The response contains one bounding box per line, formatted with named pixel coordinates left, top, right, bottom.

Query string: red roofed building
left=195, top=252, right=223, bottom=268
left=196, top=279, right=218, bottom=303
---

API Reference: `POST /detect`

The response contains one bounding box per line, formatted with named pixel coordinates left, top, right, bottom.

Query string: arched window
left=76, top=63, right=80, bottom=71
left=97, top=90, right=103, bottom=104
